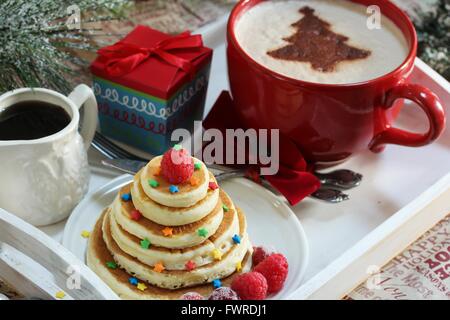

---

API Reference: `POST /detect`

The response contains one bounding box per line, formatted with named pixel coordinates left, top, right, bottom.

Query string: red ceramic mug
left=227, top=0, right=446, bottom=165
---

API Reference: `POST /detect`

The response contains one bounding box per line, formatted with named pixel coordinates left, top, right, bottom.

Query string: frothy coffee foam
left=235, top=0, right=409, bottom=84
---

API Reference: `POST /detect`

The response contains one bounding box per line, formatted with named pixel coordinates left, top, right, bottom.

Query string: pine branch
left=0, top=0, right=132, bottom=94
left=414, top=0, right=450, bottom=80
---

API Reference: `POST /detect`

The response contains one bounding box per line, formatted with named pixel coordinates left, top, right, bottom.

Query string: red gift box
left=90, top=26, right=213, bottom=155
left=91, top=25, right=212, bottom=99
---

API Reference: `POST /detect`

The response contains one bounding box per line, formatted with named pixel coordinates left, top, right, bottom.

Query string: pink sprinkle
left=209, top=182, right=219, bottom=190
left=130, top=209, right=142, bottom=221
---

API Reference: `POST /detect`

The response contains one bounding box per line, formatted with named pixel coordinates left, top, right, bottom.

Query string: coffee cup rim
left=0, top=88, right=80, bottom=146
left=227, top=0, right=418, bottom=88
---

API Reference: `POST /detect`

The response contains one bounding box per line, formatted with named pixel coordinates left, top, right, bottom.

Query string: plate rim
left=63, top=174, right=309, bottom=299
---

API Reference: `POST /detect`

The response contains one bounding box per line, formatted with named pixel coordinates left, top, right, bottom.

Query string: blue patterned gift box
left=91, top=26, right=212, bottom=155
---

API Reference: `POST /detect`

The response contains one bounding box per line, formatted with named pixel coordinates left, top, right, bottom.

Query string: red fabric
left=91, top=26, right=212, bottom=99
left=203, top=91, right=321, bottom=206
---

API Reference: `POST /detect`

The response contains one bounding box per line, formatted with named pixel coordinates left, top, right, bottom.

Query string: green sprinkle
left=106, top=261, right=117, bottom=269
left=222, top=204, right=229, bottom=212
left=194, top=163, right=202, bottom=171
left=173, top=144, right=182, bottom=151
left=197, top=228, right=208, bottom=238
left=140, top=238, right=151, bottom=249
left=148, top=179, right=159, bottom=188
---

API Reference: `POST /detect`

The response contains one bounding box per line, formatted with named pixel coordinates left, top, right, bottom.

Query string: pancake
left=87, top=212, right=252, bottom=300
left=140, top=156, right=209, bottom=208
left=103, top=209, right=250, bottom=289
left=131, top=171, right=220, bottom=226
left=87, top=208, right=250, bottom=291
left=112, top=189, right=235, bottom=249
left=109, top=193, right=240, bottom=270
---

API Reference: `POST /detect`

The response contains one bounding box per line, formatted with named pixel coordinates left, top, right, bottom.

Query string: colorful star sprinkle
left=140, top=238, right=151, bottom=250
left=169, top=185, right=179, bottom=194
left=121, top=193, right=131, bottom=201
left=209, top=182, right=219, bottom=190
left=154, top=262, right=165, bottom=273
left=106, top=261, right=117, bottom=269
left=197, top=228, right=208, bottom=238
left=81, top=230, right=90, bottom=239
left=222, top=204, right=229, bottom=212
left=173, top=144, right=182, bottom=151
left=130, top=209, right=142, bottom=221
left=236, top=261, right=242, bottom=272
left=153, top=166, right=161, bottom=176
left=190, top=176, right=200, bottom=186
left=137, top=283, right=147, bottom=291
left=55, top=291, right=66, bottom=299
left=162, top=227, right=173, bottom=237
left=148, top=179, right=159, bottom=188
left=212, top=279, right=222, bottom=289
left=185, top=260, right=196, bottom=271
left=194, top=163, right=202, bottom=171
left=232, top=234, right=241, bottom=244
left=128, top=277, right=138, bottom=286
left=212, top=249, right=222, bottom=261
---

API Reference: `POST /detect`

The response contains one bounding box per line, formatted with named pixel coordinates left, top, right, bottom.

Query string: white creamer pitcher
left=0, top=85, right=98, bottom=226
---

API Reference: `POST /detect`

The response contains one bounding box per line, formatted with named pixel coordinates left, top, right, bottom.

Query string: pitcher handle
left=68, top=84, right=98, bottom=151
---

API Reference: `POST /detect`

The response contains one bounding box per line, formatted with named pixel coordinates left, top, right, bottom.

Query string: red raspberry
left=231, top=272, right=267, bottom=300
left=253, top=254, right=288, bottom=294
left=252, top=246, right=272, bottom=267
left=161, top=147, right=194, bottom=184
left=180, top=292, right=204, bottom=300
left=208, top=287, right=240, bottom=300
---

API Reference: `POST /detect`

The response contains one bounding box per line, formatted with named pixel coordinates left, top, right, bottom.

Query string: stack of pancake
left=87, top=155, right=252, bottom=299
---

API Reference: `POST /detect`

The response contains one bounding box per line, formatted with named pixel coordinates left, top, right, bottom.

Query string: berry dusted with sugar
left=161, top=146, right=194, bottom=184
left=181, top=292, right=204, bottom=300
left=252, top=246, right=272, bottom=267
left=208, top=287, right=240, bottom=300
left=254, top=253, right=288, bottom=294
left=231, top=272, right=268, bottom=300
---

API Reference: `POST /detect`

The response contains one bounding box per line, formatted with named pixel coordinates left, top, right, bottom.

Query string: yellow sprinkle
left=212, top=249, right=222, bottom=261
left=55, top=291, right=66, bottom=299
left=154, top=262, right=165, bottom=273
left=190, top=176, right=200, bottom=186
left=81, top=230, right=90, bottom=238
left=162, top=227, right=173, bottom=237
left=137, top=283, right=147, bottom=291
left=236, top=261, right=242, bottom=272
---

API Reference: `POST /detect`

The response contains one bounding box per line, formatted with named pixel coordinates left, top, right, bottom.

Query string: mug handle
left=68, top=84, right=98, bottom=151
left=369, top=83, right=446, bottom=153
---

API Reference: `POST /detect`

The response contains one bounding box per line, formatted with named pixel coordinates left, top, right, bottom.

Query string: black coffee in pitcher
left=0, top=101, right=71, bottom=140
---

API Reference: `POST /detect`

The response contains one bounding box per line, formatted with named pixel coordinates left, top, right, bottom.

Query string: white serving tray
left=197, top=15, right=450, bottom=286
left=39, top=14, right=450, bottom=299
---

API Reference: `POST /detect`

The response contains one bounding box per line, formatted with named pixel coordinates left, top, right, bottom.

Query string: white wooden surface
left=289, top=173, right=450, bottom=299
left=0, top=208, right=119, bottom=300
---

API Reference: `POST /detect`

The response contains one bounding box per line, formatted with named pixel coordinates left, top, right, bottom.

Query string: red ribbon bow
left=97, top=31, right=203, bottom=77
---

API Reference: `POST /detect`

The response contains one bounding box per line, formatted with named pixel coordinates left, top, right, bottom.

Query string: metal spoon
left=315, top=170, right=363, bottom=190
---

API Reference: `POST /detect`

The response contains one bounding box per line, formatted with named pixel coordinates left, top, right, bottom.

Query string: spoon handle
left=215, top=171, right=349, bottom=204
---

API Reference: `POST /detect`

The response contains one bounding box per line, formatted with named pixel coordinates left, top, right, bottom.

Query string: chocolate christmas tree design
left=268, top=6, right=371, bottom=72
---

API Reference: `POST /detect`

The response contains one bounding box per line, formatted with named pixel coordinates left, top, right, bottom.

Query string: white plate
left=63, top=175, right=309, bottom=300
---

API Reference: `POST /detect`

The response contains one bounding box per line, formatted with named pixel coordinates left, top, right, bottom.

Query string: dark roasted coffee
left=0, top=101, right=71, bottom=141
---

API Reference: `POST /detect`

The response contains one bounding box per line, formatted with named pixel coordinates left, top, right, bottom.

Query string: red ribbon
left=97, top=32, right=203, bottom=77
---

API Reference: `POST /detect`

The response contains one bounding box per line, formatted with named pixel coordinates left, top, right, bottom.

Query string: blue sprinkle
left=121, top=193, right=132, bottom=202
left=169, top=185, right=179, bottom=194
left=232, top=234, right=241, bottom=244
left=128, top=277, right=138, bottom=286
left=212, top=279, right=222, bottom=289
